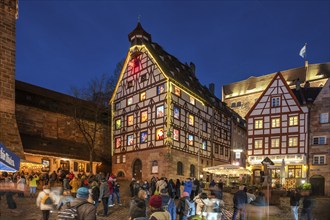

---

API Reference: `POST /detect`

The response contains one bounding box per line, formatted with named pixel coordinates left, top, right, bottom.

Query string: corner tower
left=0, top=0, right=24, bottom=158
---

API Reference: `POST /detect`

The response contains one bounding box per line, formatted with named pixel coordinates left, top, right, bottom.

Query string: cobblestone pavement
left=1, top=185, right=329, bottom=220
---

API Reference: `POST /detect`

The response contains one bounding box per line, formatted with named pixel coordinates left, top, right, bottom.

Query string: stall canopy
left=203, top=164, right=252, bottom=175
left=0, top=143, right=21, bottom=172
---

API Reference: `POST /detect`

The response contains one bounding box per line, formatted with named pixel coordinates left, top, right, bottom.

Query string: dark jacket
left=290, top=191, right=301, bottom=206
left=70, top=198, right=96, bottom=220
left=129, top=197, right=147, bottom=219
left=177, top=196, right=190, bottom=220
left=91, top=185, right=100, bottom=202
left=99, top=180, right=110, bottom=199
left=233, top=190, right=247, bottom=208
left=160, top=194, right=176, bottom=220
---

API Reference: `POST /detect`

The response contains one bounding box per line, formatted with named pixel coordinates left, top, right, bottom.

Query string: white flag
left=299, top=44, right=306, bottom=59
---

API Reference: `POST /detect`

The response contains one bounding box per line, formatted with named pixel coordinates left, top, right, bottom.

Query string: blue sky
left=16, top=0, right=330, bottom=98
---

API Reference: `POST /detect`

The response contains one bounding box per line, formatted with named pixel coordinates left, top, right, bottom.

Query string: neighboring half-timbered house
left=246, top=72, right=322, bottom=188
left=110, top=23, right=233, bottom=181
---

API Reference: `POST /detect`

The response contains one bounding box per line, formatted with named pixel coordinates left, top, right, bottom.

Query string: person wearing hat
left=69, top=187, right=96, bottom=220
left=149, top=195, right=171, bottom=220
left=160, top=188, right=176, bottom=220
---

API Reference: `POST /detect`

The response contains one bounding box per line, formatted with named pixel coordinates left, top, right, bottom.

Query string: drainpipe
left=306, top=103, right=312, bottom=183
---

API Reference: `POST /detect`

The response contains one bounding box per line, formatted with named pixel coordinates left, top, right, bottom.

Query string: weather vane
left=138, top=15, right=142, bottom=22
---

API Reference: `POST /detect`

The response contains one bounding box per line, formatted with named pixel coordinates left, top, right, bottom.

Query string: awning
left=203, top=164, right=252, bottom=175
left=0, top=143, right=21, bottom=172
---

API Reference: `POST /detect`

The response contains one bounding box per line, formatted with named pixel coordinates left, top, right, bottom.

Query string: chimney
left=190, top=62, right=196, bottom=76
left=209, top=83, right=215, bottom=95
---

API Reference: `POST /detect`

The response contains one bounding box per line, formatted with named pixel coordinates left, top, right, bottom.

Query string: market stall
left=203, top=164, right=252, bottom=186
left=0, top=143, right=20, bottom=172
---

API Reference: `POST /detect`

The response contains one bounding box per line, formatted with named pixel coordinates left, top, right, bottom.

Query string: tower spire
left=128, top=22, right=152, bottom=45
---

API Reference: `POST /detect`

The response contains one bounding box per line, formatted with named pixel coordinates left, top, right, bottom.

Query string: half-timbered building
left=110, top=23, right=233, bottom=181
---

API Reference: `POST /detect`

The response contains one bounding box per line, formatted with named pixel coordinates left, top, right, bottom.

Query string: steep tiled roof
left=292, top=87, right=322, bottom=106
left=223, top=63, right=330, bottom=98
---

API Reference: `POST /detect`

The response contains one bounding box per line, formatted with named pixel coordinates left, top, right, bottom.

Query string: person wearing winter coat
left=99, top=178, right=110, bottom=216
left=160, top=188, right=176, bottom=220
left=69, top=176, right=80, bottom=197
left=175, top=179, right=181, bottom=199
left=156, top=178, right=167, bottom=194
left=150, top=176, right=157, bottom=196
left=232, top=185, right=248, bottom=220
left=183, top=178, right=193, bottom=196
left=17, top=175, right=26, bottom=197
left=69, top=187, right=96, bottom=220
left=194, top=192, right=210, bottom=217
left=149, top=195, right=171, bottom=220
left=36, top=185, right=56, bottom=220
left=90, top=181, right=100, bottom=207
left=301, top=190, right=313, bottom=220
left=290, top=189, right=301, bottom=220
left=107, top=175, right=116, bottom=207
left=177, top=191, right=191, bottom=220
left=57, top=189, right=74, bottom=210
left=129, top=189, right=148, bottom=220
left=130, top=178, right=137, bottom=197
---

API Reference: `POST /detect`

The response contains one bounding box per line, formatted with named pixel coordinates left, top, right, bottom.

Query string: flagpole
left=304, top=43, right=308, bottom=68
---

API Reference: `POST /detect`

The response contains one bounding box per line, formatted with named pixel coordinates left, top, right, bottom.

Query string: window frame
left=140, top=74, right=147, bottom=82
left=156, top=105, right=164, bottom=118
left=140, top=110, right=148, bottom=123
left=127, top=96, right=133, bottom=106
left=156, top=127, right=164, bottom=141
left=188, top=114, right=194, bottom=126
left=288, top=136, right=298, bottom=147
left=173, top=106, right=180, bottom=119
left=173, top=129, right=179, bottom=141
left=254, top=139, right=263, bottom=149
left=254, top=119, right=263, bottom=129
left=140, top=131, right=148, bottom=143
left=289, top=116, right=299, bottom=126
left=127, top=114, right=134, bottom=127
left=313, top=155, right=326, bottom=165
left=313, top=136, right=327, bottom=145
left=188, top=134, right=194, bottom=146
left=127, top=134, right=134, bottom=146
left=271, top=138, right=280, bottom=148
left=271, top=118, right=280, bottom=128
left=320, top=113, right=329, bottom=124
left=271, top=96, right=281, bottom=107
left=157, top=84, right=165, bottom=95
left=140, top=91, right=146, bottom=101
left=115, top=118, right=121, bottom=130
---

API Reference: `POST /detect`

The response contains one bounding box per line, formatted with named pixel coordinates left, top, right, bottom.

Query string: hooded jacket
left=36, top=189, right=55, bottom=210
left=70, top=197, right=96, bottom=220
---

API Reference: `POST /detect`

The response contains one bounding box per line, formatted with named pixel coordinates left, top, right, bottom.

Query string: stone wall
left=224, top=92, right=262, bottom=118
left=0, top=0, right=24, bottom=158
left=310, top=79, right=330, bottom=196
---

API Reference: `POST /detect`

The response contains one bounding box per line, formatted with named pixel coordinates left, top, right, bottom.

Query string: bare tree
left=71, top=60, right=123, bottom=171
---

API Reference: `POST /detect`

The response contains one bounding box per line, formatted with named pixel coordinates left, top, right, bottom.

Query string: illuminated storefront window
left=288, top=165, right=302, bottom=178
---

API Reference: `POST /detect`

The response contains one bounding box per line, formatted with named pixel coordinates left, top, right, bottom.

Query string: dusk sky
left=16, top=0, right=330, bottom=98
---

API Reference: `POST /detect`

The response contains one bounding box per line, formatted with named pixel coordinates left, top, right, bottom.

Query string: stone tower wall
left=0, top=0, right=24, bottom=158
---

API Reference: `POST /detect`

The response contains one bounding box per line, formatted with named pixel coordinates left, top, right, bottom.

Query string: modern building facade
left=110, top=23, right=235, bottom=181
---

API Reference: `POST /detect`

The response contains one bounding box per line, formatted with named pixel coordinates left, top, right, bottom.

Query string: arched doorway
left=310, top=175, right=325, bottom=196
left=132, top=159, right=142, bottom=180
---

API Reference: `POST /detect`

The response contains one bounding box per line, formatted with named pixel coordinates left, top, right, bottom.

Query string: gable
left=246, top=72, right=303, bottom=118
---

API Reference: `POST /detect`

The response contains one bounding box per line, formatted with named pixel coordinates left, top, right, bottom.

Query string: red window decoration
left=156, top=128, right=164, bottom=140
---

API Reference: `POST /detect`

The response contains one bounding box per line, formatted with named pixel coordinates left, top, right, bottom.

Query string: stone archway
left=310, top=175, right=325, bottom=196
left=132, top=159, right=142, bottom=180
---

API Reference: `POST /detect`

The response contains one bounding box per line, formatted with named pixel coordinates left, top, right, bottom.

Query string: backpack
left=57, top=201, right=88, bottom=220
left=183, top=199, right=196, bottom=217
left=41, top=193, right=53, bottom=205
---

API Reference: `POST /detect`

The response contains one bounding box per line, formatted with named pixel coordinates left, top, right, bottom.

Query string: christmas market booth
left=203, top=164, right=252, bottom=186
left=0, top=143, right=20, bottom=172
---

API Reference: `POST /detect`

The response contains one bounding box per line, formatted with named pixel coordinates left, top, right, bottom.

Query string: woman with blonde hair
left=129, top=189, right=148, bottom=220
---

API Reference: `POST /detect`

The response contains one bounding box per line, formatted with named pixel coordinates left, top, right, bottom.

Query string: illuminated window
left=313, top=155, right=326, bottom=165
left=156, top=106, right=164, bottom=118
left=127, top=97, right=133, bottom=105
left=188, top=134, right=194, bottom=145
left=140, top=92, right=146, bottom=101
left=254, top=119, right=263, bottom=129
left=288, top=165, right=302, bottom=178
left=115, top=119, right=121, bottom=130
left=188, top=114, right=194, bottom=126
left=174, top=86, right=181, bottom=96
left=127, top=135, right=134, bottom=146
left=271, top=118, right=280, bottom=128
left=127, top=80, right=133, bottom=88
left=271, top=169, right=281, bottom=178
left=288, top=137, right=298, bottom=147
left=141, top=110, right=148, bottom=123
left=174, top=106, right=180, bottom=119
left=157, top=84, right=165, bottom=94
left=271, top=97, right=280, bottom=107
left=115, top=137, right=121, bottom=149
left=140, top=74, right=147, bottom=82
left=156, top=128, right=164, bottom=140
left=127, top=115, right=134, bottom=126
left=254, top=139, right=263, bottom=149
left=140, top=131, right=148, bottom=143
left=190, top=96, right=195, bottom=105
left=202, top=140, right=207, bottom=150
left=320, top=113, right=329, bottom=123
left=289, top=116, right=298, bottom=126
left=271, top=138, right=280, bottom=148
left=173, top=129, right=179, bottom=141
left=313, top=136, right=326, bottom=145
